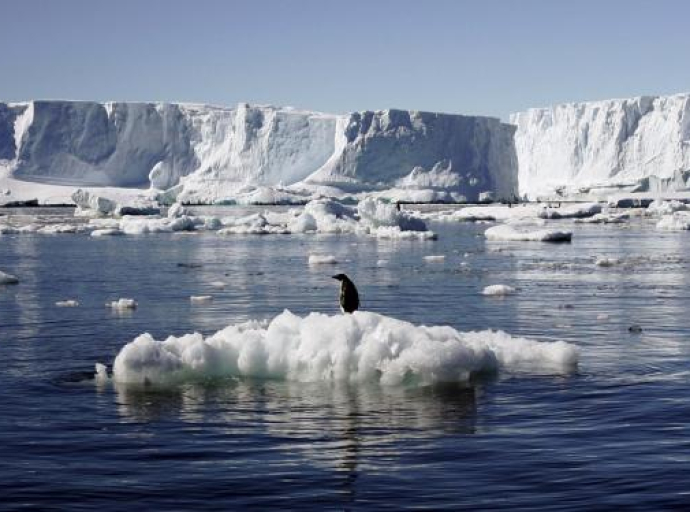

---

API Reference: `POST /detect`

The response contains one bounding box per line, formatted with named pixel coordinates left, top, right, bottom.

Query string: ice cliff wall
left=306, top=110, right=517, bottom=201
left=510, top=93, right=690, bottom=199
left=0, top=100, right=517, bottom=203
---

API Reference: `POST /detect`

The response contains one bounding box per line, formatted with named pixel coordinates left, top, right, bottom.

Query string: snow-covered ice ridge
left=0, top=100, right=517, bottom=204
left=511, top=93, right=690, bottom=200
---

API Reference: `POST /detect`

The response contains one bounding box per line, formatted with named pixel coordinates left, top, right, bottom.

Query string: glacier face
left=305, top=109, right=517, bottom=202
left=0, top=100, right=517, bottom=203
left=510, top=93, right=690, bottom=199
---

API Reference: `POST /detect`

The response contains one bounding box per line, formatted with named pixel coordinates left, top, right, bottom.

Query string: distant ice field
left=1, top=206, right=690, bottom=510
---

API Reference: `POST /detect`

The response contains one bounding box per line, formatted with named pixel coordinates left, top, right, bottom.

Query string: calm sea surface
left=1, top=206, right=689, bottom=510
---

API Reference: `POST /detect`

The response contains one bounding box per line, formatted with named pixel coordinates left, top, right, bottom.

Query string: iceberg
left=0, top=100, right=518, bottom=205
left=511, top=93, right=690, bottom=200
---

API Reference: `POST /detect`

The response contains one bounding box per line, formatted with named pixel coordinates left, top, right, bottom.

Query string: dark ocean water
left=1, top=207, right=689, bottom=510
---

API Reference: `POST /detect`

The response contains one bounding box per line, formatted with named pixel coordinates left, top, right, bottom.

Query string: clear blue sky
left=1, top=0, right=688, bottom=119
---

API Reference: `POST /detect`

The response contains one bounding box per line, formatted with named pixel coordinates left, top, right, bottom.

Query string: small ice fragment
left=482, top=284, right=516, bottom=296
left=424, top=255, right=445, bottom=262
left=376, top=259, right=389, bottom=267
left=56, top=300, right=79, bottom=307
left=595, top=257, right=620, bottom=267
left=95, top=363, right=109, bottom=382
left=308, top=254, right=337, bottom=265
left=209, top=281, right=227, bottom=288
left=91, top=228, right=123, bottom=237
left=597, top=313, right=609, bottom=321
left=108, top=298, right=137, bottom=309
left=0, top=270, right=19, bottom=285
left=190, top=295, right=213, bottom=302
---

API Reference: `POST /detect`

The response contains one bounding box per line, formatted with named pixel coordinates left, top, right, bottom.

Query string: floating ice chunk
left=539, top=202, right=602, bottom=219
left=209, top=281, right=227, bottom=288
left=597, top=313, right=610, bottom=321
left=95, top=363, right=109, bottom=383
left=190, top=295, right=213, bottom=303
left=119, top=215, right=197, bottom=235
left=482, top=284, right=516, bottom=296
left=357, top=197, right=428, bottom=232
left=0, top=270, right=19, bottom=284
left=56, top=300, right=79, bottom=307
left=595, top=257, right=620, bottom=267
left=72, top=189, right=118, bottom=216
left=424, top=255, right=445, bottom=262
left=485, top=224, right=572, bottom=242
left=88, top=218, right=120, bottom=229
left=371, top=226, right=437, bottom=240
left=108, top=298, right=137, bottom=309
left=111, top=310, right=579, bottom=386
left=202, top=217, right=222, bottom=230
left=576, top=212, right=629, bottom=224
left=167, top=202, right=188, bottom=218
left=656, top=212, right=690, bottom=231
left=287, top=211, right=318, bottom=232
left=91, top=228, right=123, bottom=237
left=38, top=224, right=81, bottom=234
left=646, top=199, right=687, bottom=216
left=308, top=254, right=338, bottom=265
left=218, top=213, right=289, bottom=235
left=288, top=199, right=357, bottom=234
left=376, top=259, right=389, bottom=267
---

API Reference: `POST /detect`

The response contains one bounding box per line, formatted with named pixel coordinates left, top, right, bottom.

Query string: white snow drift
left=109, top=310, right=578, bottom=386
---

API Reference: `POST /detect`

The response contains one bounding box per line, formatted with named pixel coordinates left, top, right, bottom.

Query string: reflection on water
left=114, top=379, right=477, bottom=438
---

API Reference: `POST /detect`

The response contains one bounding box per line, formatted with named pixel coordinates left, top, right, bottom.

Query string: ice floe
left=56, top=300, right=79, bottom=307
left=484, top=223, right=572, bottom=242
left=110, top=310, right=579, bottom=386
left=1, top=197, right=435, bottom=240
left=90, top=228, right=123, bottom=237
left=308, top=254, right=338, bottom=265
left=108, top=298, right=137, bottom=309
left=595, top=257, right=621, bottom=267
left=190, top=295, right=213, bottom=303
left=656, top=212, right=690, bottom=231
left=646, top=199, right=688, bottom=216
left=538, top=202, right=602, bottom=219
left=482, top=284, right=516, bottom=296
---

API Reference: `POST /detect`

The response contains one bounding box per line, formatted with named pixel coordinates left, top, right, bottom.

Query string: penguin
left=332, top=274, right=360, bottom=313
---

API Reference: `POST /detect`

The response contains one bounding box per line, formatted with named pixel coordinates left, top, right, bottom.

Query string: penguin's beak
left=331, top=275, right=339, bottom=280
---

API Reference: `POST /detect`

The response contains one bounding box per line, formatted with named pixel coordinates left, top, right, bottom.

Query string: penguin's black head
left=332, top=273, right=348, bottom=281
